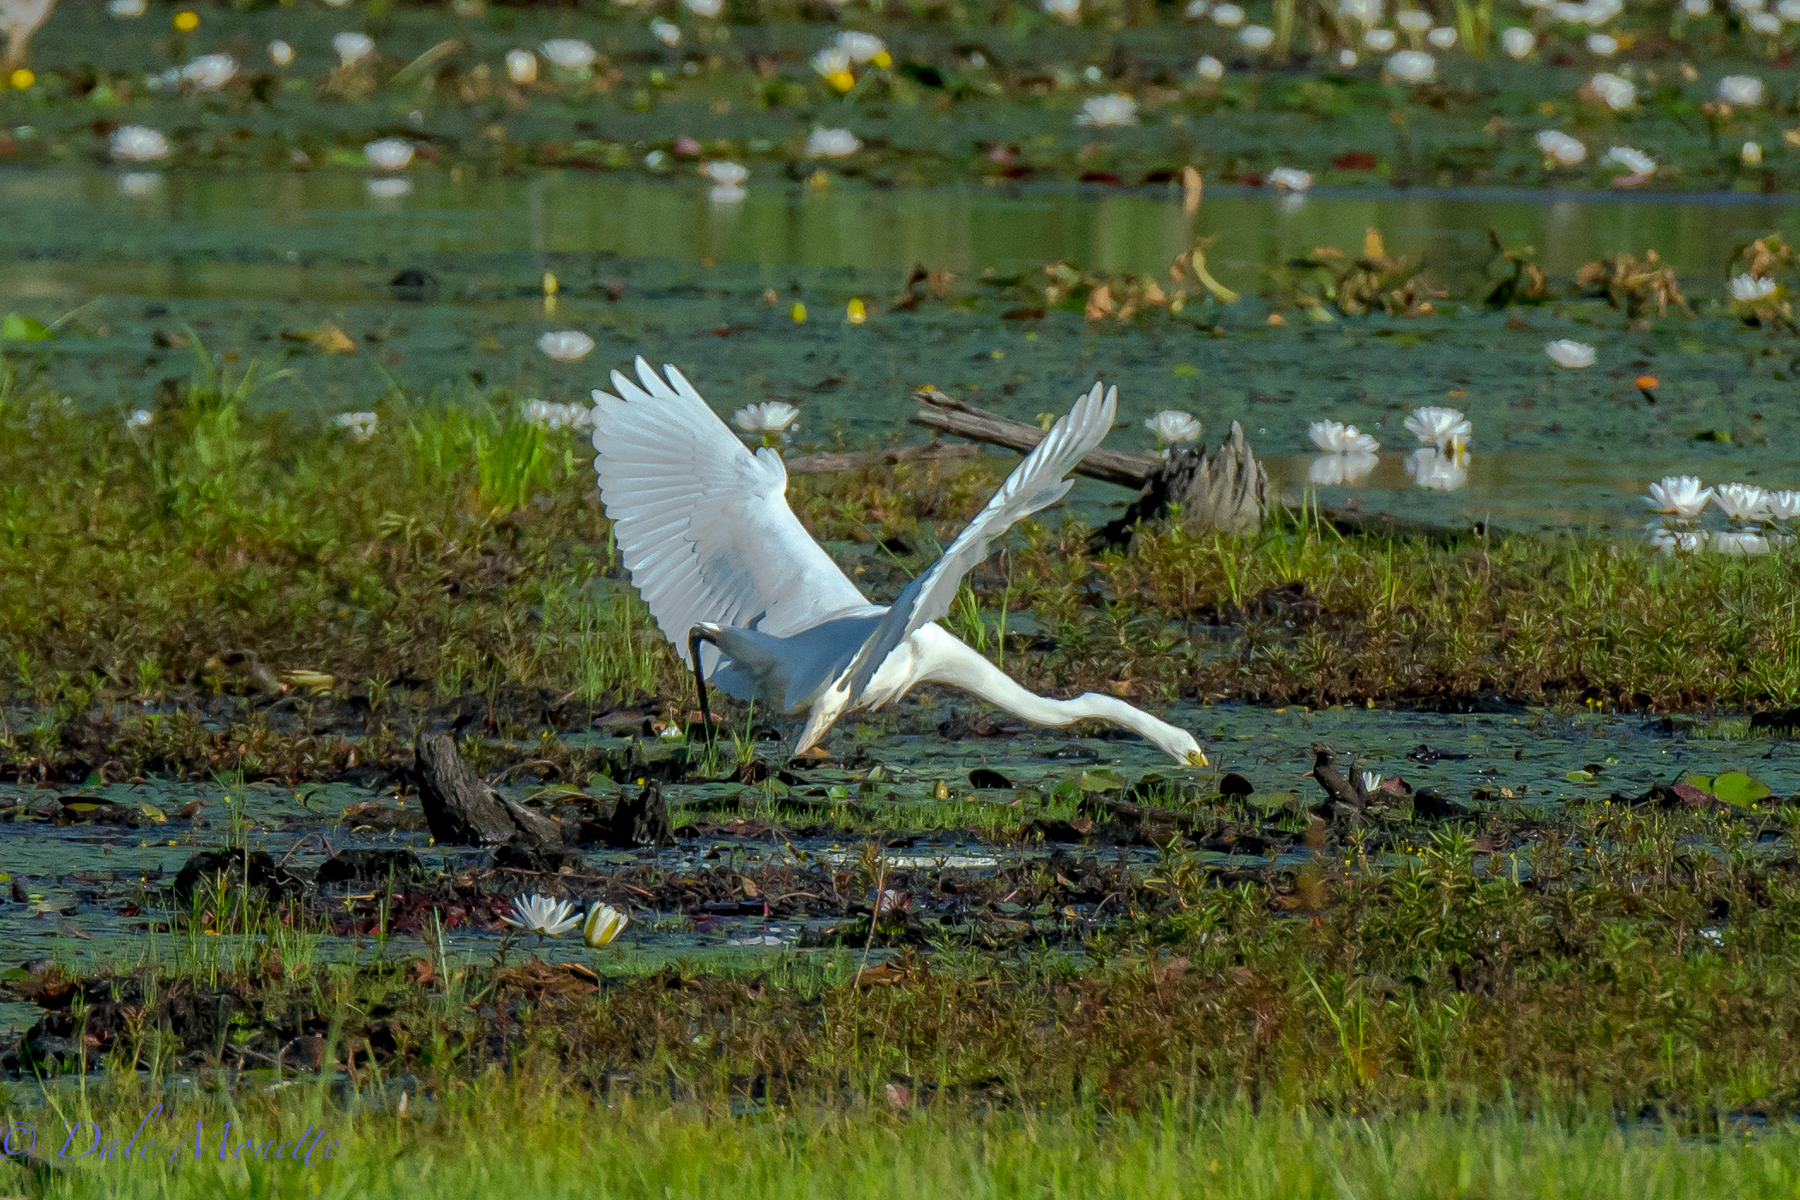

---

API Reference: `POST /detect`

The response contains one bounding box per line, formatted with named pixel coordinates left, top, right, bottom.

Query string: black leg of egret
left=686, top=627, right=718, bottom=743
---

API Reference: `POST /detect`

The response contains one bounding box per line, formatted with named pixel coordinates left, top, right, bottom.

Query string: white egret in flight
left=590, top=359, right=1208, bottom=766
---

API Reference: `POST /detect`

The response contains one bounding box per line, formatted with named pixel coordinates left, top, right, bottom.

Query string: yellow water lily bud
left=934, top=779, right=950, bottom=800
left=825, top=69, right=855, bottom=92
left=791, top=301, right=807, bottom=323
left=8, top=68, right=32, bottom=89
left=873, top=50, right=892, bottom=68
left=846, top=297, right=867, bottom=324
left=173, top=9, right=198, bottom=30
left=541, top=271, right=559, bottom=294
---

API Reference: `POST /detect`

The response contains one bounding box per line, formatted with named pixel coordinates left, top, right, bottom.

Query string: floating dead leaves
left=1727, top=234, right=1795, bottom=330
left=890, top=263, right=956, bottom=311
left=1484, top=229, right=1549, bottom=308
left=495, top=959, right=600, bottom=998
left=299, top=322, right=357, bottom=355
left=1274, top=228, right=1439, bottom=319
left=1574, top=249, right=1689, bottom=318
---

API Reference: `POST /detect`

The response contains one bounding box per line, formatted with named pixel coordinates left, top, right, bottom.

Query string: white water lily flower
left=1269, top=167, right=1313, bottom=190
left=521, top=400, right=592, bottom=430
left=1211, top=1, right=1246, bottom=23
left=583, top=904, right=630, bottom=947
left=1779, top=0, right=1800, bottom=16
left=1682, top=0, right=1712, bottom=11
left=540, top=38, right=598, bottom=72
left=1713, top=530, right=1771, bottom=555
left=269, top=40, right=295, bottom=66
left=367, top=178, right=413, bottom=199
left=1743, top=141, right=1764, bottom=166
left=1337, top=48, right=1359, bottom=66
left=1364, top=27, right=1398, bottom=50
left=502, top=894, right=582, bottom=938
left=1718, top=75, right=1763, bottom=105
left=181, top=54, right=237, bottom=91
left=1403, top=405, right=1472, bottom=451
left=1239, top=23, right=1275, bottom=47
left=126, top=408, right=153, bottom=429
left=364, top=139, right=414, bottom=171
left=1387, top=50, right=1435, bottom=81
left=1642, top=476, right=1712, bottom=517
left=110, top=125, right=169, bottom=162
left=733, top=401, right=800, bottom=434
left=1502, top=27, right=1536, bottom=57
left=1731, top=273, right=1778, bottom=302
left=1748, top=8, right=1783, bottom=28
left=108, top=0, right=146, bottom=15
left=1587, top=32, right=1618, bottom=53
left=805, top=127, right=862, bottom=157
left=650, top=18, right=681, bottom=46
left=684, top=0, right=724, bottom=15
left=1405, top=448, right=1468, bottom=491
left=703, top=160, right=747, bottom=187
left=1427, top=25, right=1457, bottom=46
left=812, top=45, right=853, bottom=78
left=1197, top=55, right=1226, bottom=80
left=506, top=49, right=537, bottom=84
left=1185, top=0, right=1211, bottom=16
left=1588, top=72, right=1635, bottom=110
left=1145, top=410, right=1202, bottom=446
left=1339, top=0, right=1383, bottom=24
left=332, top=31, right=375, bottom=67
left=1535, top=129, right=1587, bottom=166
left=1603, top=145, right=1654, bottom=175
left=1545, top=338, right=1596, bottom=368
left=1044, top=0, right=1082, bottom=20
left=1713, top=482, right=1771, bottom=521
left=1309, top=420, right=1380, bottom=454
left=1308, top=451, right=1378, bottom=485
left=837, top=31, right=888, bottom=64
left=1396, top=8, right=1432, bottom=31
left=1362, top=771, right=1383, bottom=793
left=1766, top=490, right=1800, bottom=519
left=335, top=411, right=379, bottom=440
left=538, top=330, right=596, bottom=362
left=1076, top=94, right=1139, bottom=126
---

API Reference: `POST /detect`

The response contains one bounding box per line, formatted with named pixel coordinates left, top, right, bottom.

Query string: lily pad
left=1565, top=770, right=1597, bottom=785
left=0, top=313, right=51, bottom=341
left=1710, top=772, right=1772, bottom=806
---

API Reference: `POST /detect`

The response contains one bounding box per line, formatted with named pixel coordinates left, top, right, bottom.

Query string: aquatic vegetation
left=537, top=331, right=595, bottom=363
left=1401, top=406, right=1471, bottom=453
left=1307, top=420, right=1379, bottom=455
left=501, top=893, right=582, bottom=937
left=1544, top=338, right=1596, bottom=368
left=583, top=903, right=629, bottom=947
left=1143, top=410, right=1202, bottom=449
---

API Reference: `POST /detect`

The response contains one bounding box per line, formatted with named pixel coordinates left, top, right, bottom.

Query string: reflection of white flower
left=1308, top=420, right=1380, bottom=454
left=804, top=128, right=862, bottom=157
left=1602, top=145, right=1654, bottom=175
left=335, top=411, right=379, bottom=440
left=1535, top=130, right=1587, bottom=166
left=182, top=54, right=237, bottom=90
left=1145, top=410, right=1202, bottom=446
left=1650, top=526, right=1708, bottom=554
left=1386, top=50, right=1435, bottom=81
left=1545, top=338, right=1596, bottom=368
left=367, top=178, right=413, bottom=199
left=650, top=18, right=681, bottom=46
left=126, top=408, right=153, bottom=429
left=1718, top=75, right=1764, bottom=104
left=269, top=40, right=295, bottom=66
left=1713, top=529, right=1771, bottom=556
left=1587, top=72, right=1636, bottom=111
left=1211, top=1, right=1246, bottom=22
left=1075, top=94, right=1139, bottom=126
left=1396, top=8, right=1432, bottom=30
left=1044, top=0, right=1082, bottom=19
left=118, top=172, right=161, bottom=196
left=1405, top=448, right=1468, bottom=491
left=1427, top=25, right=1457, bottom=46
left=583, top=904, right=629, bottom=946
left=522, top=400, right=593, bottom=430
left=684, top=0, right=724, bottom=15
left=1730, top=273, right=1778, bottom=302
left=108, top=0, right=147, bottom=15
left=1339, top=0, right=1383, bottom=24
left=1403, top=405, right=1471, bottom=451
left=1643, top=476, right=1712, bottom=517
left=364, top=139, right=414, bottom=171
left=1586, top=32, right=1617, bottom=54
left=505, top=48, right=537, bottom=83
left=332, top=32, right=376, bottom=67
left=733, top=401, right=800, bottom=435
left=1239, top=24, right=1275, bottom=47
left=1269, top=167, right=1313, bottom=190
left=502, top=894, right=582, bottom=937
left=110, top=125, right=169, bottom=162
left=1196, top=55, right=1225, bottom=80
left=1308, top=451, right=1379, bottom=485
left=1364, top=27, right=1398, bottom=50
left=538, top=330, right=596, bottom=362
left=1502, top=27, right=1536, bottom=57
left=1713, top=482, right=1771, bottom=521
left=540, top=38, right=599, bottom=72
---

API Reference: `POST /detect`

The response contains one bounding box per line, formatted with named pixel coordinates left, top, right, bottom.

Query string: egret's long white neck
left=908, top=627, right=1200, bottom=762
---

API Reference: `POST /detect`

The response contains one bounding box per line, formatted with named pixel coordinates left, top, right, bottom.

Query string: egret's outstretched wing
left=841, top=381, right=1118, bottom=701
left=591, top=358, right=870, bottom=667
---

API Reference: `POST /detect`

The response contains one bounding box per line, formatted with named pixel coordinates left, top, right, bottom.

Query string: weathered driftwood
left=908, top=389, right=1158, bottom=488
left=603, top=780, right=675, bottom=848
left=1094, top=422, right=1268, bottom=543
left=415, top=734, right=563, bottom=847
left=784, top=442, right=978, bottom=475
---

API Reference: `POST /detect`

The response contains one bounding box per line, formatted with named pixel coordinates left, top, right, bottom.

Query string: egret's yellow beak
left=1186, top=749, right=1210, bottom=767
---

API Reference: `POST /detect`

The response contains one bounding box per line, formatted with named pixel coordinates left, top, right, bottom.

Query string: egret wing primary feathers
left=590, top=358, right=873, bottom=677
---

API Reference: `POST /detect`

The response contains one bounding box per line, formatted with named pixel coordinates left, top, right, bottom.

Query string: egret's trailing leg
left=687, top=627, right=719, bottom=743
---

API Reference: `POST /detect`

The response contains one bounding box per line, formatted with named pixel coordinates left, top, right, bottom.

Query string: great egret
left=589, top=358, right=1208, bottom=766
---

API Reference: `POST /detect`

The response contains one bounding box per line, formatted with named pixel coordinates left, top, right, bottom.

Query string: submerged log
left=908, top=388, right=1158, bottom=488
left=415, top=734, right=563, bottom=847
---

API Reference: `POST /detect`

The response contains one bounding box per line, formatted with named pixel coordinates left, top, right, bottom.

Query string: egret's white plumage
left=590, top=358, right=1208, bottom=766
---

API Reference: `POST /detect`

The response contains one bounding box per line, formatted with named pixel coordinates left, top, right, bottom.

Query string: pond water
left=6, top=166, right=1799, bottom=532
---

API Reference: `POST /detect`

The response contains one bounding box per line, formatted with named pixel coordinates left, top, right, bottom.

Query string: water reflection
left=1405, top=448, right=1470, bottom=492
left=1308, top=451, right=1379, bottom=486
